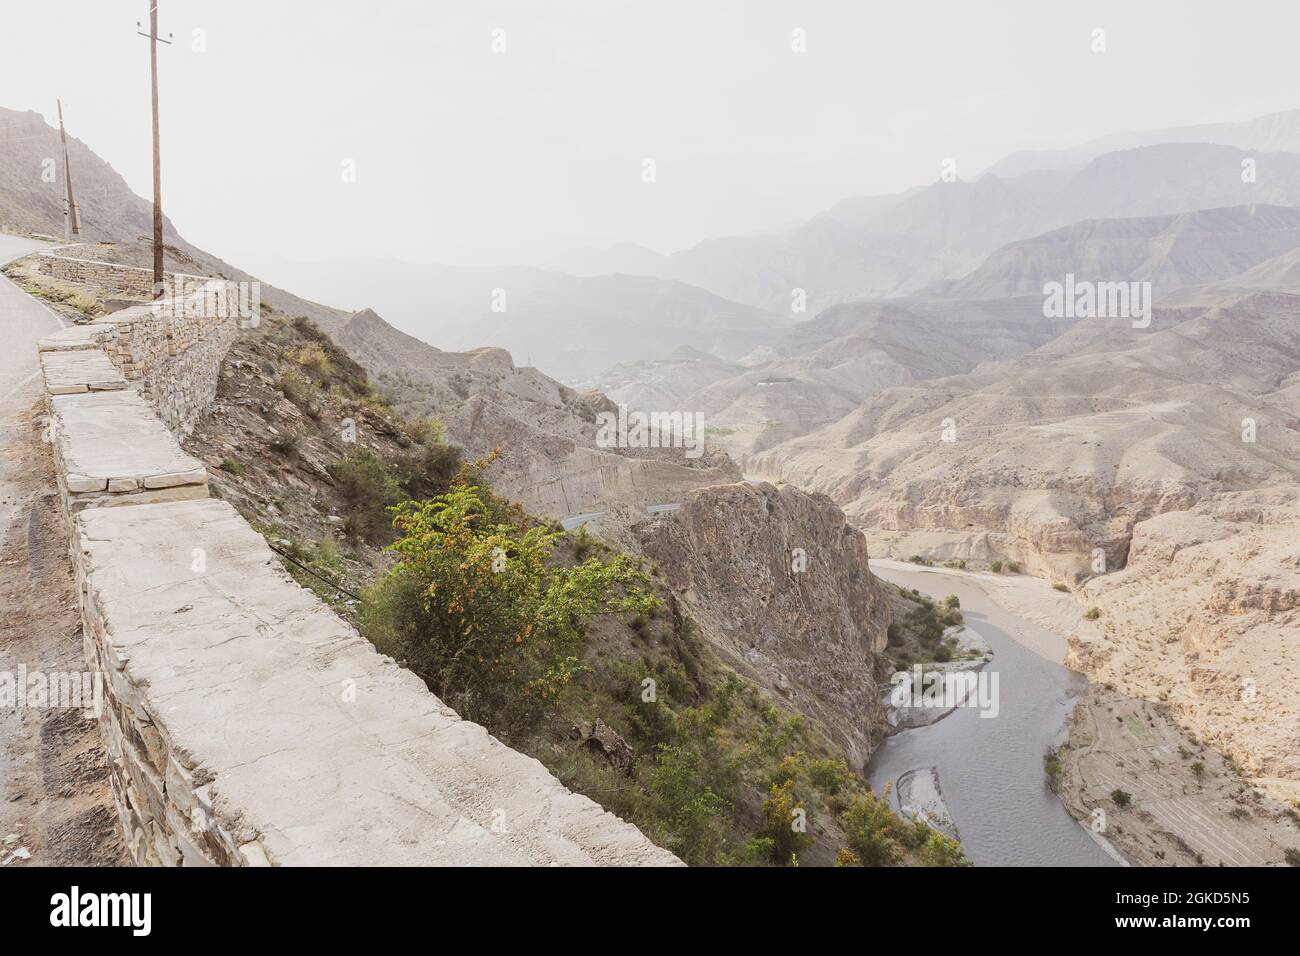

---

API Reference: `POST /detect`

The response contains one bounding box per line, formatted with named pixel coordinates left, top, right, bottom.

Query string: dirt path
left=0, top=383, right=124, bottom=867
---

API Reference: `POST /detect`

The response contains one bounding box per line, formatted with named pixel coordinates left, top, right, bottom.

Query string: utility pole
left=137, top=4, right=172, bottom=298
left=56, top=99, right=79, bottom=242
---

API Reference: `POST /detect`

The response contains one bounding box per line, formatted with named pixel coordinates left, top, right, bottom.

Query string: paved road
left=560, top=501, right=680, bottom=532
left=0, top=234, right=64, bottom=559
left=0, top=234, right=64, bottom=402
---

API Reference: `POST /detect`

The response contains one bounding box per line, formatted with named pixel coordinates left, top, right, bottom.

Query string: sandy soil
left=1058, top=684, right=1300, bottom=867
left=0, top=391, right=124, bottom=867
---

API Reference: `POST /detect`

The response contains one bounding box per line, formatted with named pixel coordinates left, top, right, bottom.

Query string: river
left=866, top=561, right=1122, bottom=867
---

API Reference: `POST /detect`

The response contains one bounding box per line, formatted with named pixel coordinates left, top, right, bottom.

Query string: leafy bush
left=918, top=828, right=970, bottom=867
left=1052, top=582, right=1069, bottom=592
left=1084, top=606, right=1102, bottom=620
left=840, top=789, right=900, bottom=866
left=361, top=484, right=657, bottom=733
left=1111, top=788, right=1132, bottom=808
left=218, top=458, right=242, bottom=476
left=291, top=343, right=332, bottom=375
left=1043, top=747, right=1063, bottom=791
left=1006, top=561, right=1020, bottom=573
left=329, top=449, right=403, bottom=544
left=756, top=779, right=811, bottom=865
left=989, top=560, right=1002, bottom=573
left=807, top=757, right=852, bottom=797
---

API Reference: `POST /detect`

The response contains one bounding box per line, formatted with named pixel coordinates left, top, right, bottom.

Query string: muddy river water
left=866, top=561, right=1121, bottom=866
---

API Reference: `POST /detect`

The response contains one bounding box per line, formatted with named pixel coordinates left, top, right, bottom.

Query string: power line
left=266, top=540, right=364, bottom=602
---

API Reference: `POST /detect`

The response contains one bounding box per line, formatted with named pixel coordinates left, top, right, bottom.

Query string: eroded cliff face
left=1069, top=489, right=1300, bottom=788
left=637, top=482, right=890, bottom=768
left=331, top=309, right=740, bottom=519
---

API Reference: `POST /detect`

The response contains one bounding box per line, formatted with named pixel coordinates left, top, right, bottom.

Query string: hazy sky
left=3, top=1, right=1298, bottom=269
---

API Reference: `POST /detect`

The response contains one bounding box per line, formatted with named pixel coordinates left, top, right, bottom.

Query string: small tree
left=362, top=484, right=657, bottom=732
left=840, top=789, right=900, bottom=866
left=757, top=779, right=811, bottom=865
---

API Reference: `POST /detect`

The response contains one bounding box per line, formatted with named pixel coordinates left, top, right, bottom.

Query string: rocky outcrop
left=329, top=307, right=740, bottom=519
left=1070, top=490, right=1300, bottom=786
left=637, top=482, right=890, bottom=767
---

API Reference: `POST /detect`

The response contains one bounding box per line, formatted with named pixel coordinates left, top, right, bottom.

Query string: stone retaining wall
left=33, top=284, right=677, bottom=867
left=36, top=251, right=210, bottom=299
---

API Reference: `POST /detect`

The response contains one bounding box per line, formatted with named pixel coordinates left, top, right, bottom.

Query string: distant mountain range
left=244, top=255, right=789, bottom=383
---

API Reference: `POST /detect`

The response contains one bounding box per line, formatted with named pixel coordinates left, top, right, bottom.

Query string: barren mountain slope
left=326, top=308, right=739, bottom=518
left=752, top=293, right=1300, bottom=579
left=936, top=204, right=1300, bottom=300
left=619, top=142, right=1300, bottom=314
left=663, top=295, right=1074, bottom=461
left=984, top=107, right=1300, bottom=178
left=246, top=255, right=790, bottom=384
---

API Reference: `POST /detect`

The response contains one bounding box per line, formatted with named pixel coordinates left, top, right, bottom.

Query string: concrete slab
left=38, top=325, right=107, bottom=352
left=50, top=389, right=207, bottom=508
left=75, top=498, right=679, bottom=866
left=40, top=349, right=127, bottom=394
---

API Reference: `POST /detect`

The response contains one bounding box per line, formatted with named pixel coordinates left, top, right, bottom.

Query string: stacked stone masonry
left=37, top=254, right=241, bottom=435
left=33, top=278, right=677, bottom=867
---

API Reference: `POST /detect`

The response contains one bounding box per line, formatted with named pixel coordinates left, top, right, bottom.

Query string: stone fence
left=37, top=255, right=245, bottom=435
left=33, top=282, right=677, bottom=867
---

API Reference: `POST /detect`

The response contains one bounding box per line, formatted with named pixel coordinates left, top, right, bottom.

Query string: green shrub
left=1111, top=788, right=1132, bottom=808
left=1052, top=583, right=1069, bottom=592
left=989, top=560, right=1003, bottom=573
left=807, top=757, right=852, bottom=797
left=1285, top=848, right=1300, bottom=866
left=1006, top=561, right=1020, bottom=573
left=1044, top=747, right=1063, bottom=791
left=218, top=458, right=242, bottom=476
left=329, top=449, right=403, bottom=544
left=840, top=790, right=900, bottom=866
left=361, top=484, right=657, bottom=733
left=918, top=828, right=971, bottom=867
left=1084, top=606, right=1102, bottom=621
left=756, top=779, right=811, bottom=865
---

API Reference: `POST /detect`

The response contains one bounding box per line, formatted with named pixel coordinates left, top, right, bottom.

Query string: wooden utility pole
left=56, top=99, right=78, bottom=241
left=138, top=4, right=172, bottom=297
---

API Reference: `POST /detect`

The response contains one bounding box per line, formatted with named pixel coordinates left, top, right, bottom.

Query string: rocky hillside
left=245, top=255, right=791, bottom=384
left=753, top=292, right=1300, bottom=580
left=935, top=204, right=1300, bottom=300
left=637, top=482, right=891, bottom=768
left=609, top=295, right=1075, bottom=461
left=321, top=307, right=740, bottom=519
left=1070, top=489, right=1300, bottom=790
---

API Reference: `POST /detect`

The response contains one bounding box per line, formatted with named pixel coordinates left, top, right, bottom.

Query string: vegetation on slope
left=185, top=311, right=967, bottom=867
